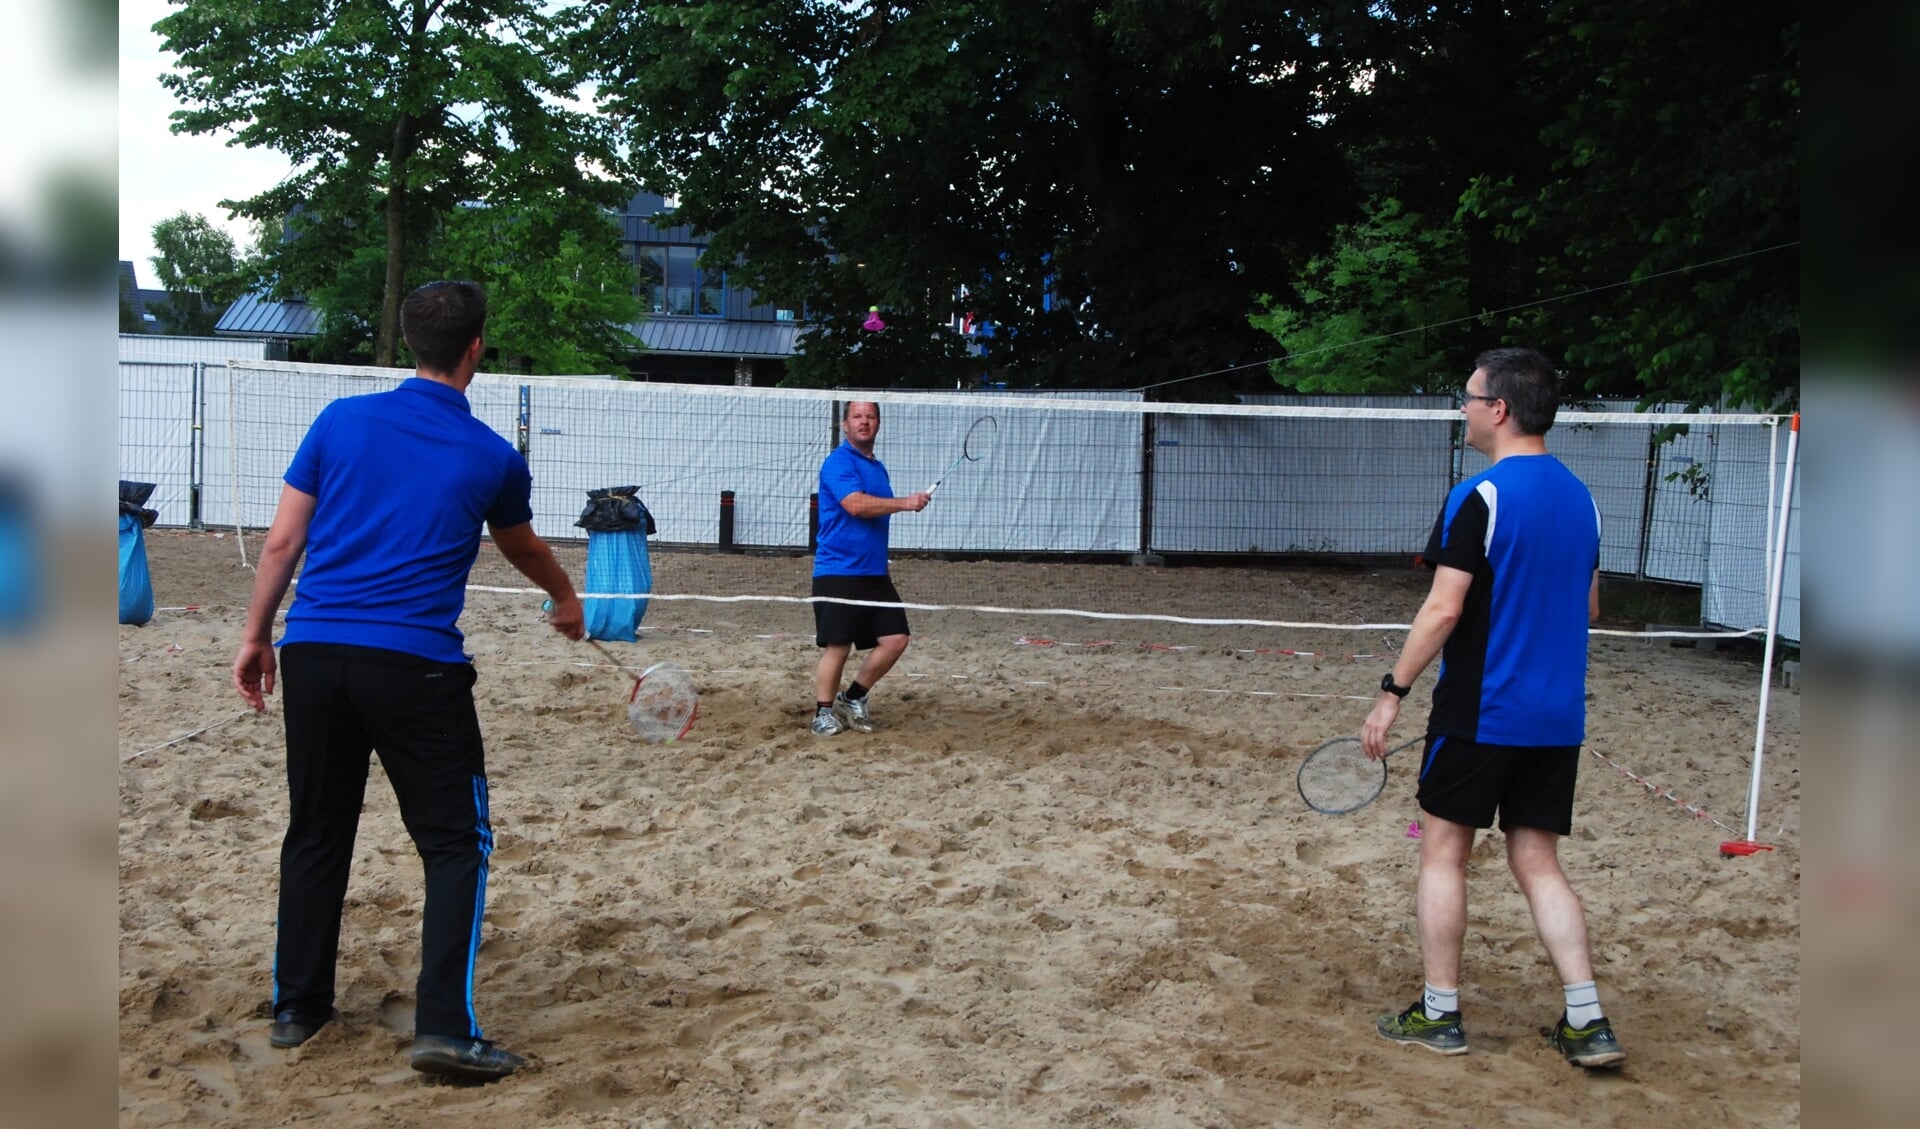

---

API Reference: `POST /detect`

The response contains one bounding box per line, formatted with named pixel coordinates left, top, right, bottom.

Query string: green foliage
left=1250, top=1, right=1796, bottom=410
left=157, top=0, right=631, bottom=366
left=1452, top=0, right=1798, bottom=409
left=1249, top=198, right=1468, bottom=393
left=148, top=211, right=248, bottom=336
left=439, top=202, right=641, bottom=375
left=580, top=0, right=1359, bottom=393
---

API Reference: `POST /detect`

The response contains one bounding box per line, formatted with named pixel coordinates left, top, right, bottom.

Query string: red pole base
left=1719, top=840, right=1775, bottom=857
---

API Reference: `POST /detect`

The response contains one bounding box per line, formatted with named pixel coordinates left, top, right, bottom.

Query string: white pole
left=1763, top=419, right=1779, bottom=619
left=1743, top=413, right=1798, bottom=843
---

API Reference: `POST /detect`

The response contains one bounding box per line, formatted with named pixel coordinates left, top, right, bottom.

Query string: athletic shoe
left=1375, top=1001, right=1469, bottom=1055
left=811, top=709, right=846, bottom=736
left=1550, top=1013, right=1627, bottom=1068
left=834, top=692, right=874, bottom=733
left=269, top=1008, right=331, bottom=1048
left=409, top=1035, right=527, bottom=1083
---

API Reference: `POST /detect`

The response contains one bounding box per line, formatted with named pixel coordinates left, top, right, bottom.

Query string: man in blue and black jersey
left=231, top=280, right=586, bottom=1083
left=809, top=400, right=930, bottom=736
left=1362, top=347, right=1628, bottom=1070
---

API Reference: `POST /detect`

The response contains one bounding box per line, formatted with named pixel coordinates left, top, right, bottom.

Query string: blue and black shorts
left=1415, top=735, right=1581, bottom=835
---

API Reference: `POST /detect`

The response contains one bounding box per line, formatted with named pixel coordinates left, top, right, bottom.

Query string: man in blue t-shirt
left=230, top=281, right=585, bottom=1084
left=1361, top=347, right=1626, bottom=1069
left=810, top=400, right=929, bottom=735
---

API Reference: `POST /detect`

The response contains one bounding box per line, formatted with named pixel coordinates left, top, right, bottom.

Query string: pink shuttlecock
left=862, top=306, right=885, bottom=332
left=1406, top=820, right=1422, bottom=839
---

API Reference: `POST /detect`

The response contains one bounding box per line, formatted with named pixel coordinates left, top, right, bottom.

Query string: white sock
left=1422, top=983, right=1459, bottom=1019
left=1563, top=980, right=1604, bottom=1028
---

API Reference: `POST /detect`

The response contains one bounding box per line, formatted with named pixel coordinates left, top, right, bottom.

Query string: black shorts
left=812, top=574, right=910, bottom=649
left=1414, top=735, right=1580, bottom=835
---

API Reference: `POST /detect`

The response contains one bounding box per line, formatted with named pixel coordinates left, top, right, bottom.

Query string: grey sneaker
left=811, top=708, right=846, bottom=736
left=1376, top=1001, right=1469, bottom=1055
left=833, top=693, right=874, bottom=732
left=1549, top=1014, right=1626, bottom=1068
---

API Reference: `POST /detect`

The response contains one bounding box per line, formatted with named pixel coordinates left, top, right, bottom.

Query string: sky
left=119, top=0, right=293, bottom=285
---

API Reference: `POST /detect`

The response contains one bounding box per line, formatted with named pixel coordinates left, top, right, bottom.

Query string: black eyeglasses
left=1458, top=392, right=1502, bottom=407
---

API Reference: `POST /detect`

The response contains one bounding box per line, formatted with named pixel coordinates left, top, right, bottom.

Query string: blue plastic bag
left=118, top=512, right=155, bottom=626
left=583, top=528, right=652, bottom=642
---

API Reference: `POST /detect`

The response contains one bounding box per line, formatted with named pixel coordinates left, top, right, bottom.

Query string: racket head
left=1295, top=735, right=1423, bottom=815
left=627, top=661, right=698, bottom=743
left=962, top=415, right=998, bottom=461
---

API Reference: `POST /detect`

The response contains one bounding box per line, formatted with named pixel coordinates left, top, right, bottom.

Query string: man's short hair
left=1474, top=346, right=1562, bottom=436
left=843, top=400, right=880, bottom=420
left=401, top=281, right=488, bottom=375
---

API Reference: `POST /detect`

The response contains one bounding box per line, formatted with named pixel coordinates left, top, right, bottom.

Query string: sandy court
left=118, top=529, right=1799, bottom=1126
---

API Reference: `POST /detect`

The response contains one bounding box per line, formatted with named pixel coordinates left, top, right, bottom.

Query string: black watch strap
left=1380, top=672, right=1411, bottom=698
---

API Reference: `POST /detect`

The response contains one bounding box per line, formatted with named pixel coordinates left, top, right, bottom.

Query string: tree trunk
left=375, top=109, right=415, bottom=367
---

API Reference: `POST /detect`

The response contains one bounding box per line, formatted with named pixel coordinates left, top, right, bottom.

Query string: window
left=637, top=247, right=666, bottom=314
left=636, top=244, right=724, bottom=317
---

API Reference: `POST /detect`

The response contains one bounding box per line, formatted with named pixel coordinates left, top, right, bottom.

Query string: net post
left=189, top=361, right=205, bottom=529
left=719, top=489, right=738, bottom=552
left=808, top=492, right=819, bottom=553
left=1138, top=412, right=1155, bottom=559
left=1634, top=421, right=1660, bottom=581
left=516, top=384, right=531, bottom=458
left=1739, top=411, right=1798, bottom=848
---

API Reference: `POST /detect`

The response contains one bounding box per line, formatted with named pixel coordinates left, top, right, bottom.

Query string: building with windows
left=211, top=191, right=804, bottom=384
left=620, top=191, right=801, bottom=385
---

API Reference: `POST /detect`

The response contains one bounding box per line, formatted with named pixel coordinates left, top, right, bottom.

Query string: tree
left=438, top=199, right=641, bottom=374
left=1250, top=0, right=1798, bottom=409
left=157, top=0, right=628, bottom=366
left=1462, top=0, right=1799, bottom=409
left=580, top=0, right=1363, bottom=393
left=1249, top=197, right=1468, bottom=392
left=148, top=211, right=247, bottom=336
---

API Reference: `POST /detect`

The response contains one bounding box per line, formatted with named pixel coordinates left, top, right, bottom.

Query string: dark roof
left=635, top=318, right=799, bottom=358
left=118, top=261, right=168, bottom=326
left=215, top=289, right=323, bottom=339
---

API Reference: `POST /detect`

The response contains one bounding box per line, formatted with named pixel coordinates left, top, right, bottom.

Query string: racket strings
left=628, top=662, right=698, bottom=742
left=1296, top=736, right=1421, bottom=814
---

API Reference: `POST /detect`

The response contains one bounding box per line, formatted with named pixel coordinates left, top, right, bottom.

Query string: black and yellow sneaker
left=1549, top=1013, right=1627, bottom=1068
left=1375, top=1001, right=1469, bottom=1055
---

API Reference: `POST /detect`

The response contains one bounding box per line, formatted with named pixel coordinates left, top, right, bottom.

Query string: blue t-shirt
left=814, top=443, right=894, bottom=577
left=1421, top=454, right=1600, bottom=746
left=280, top=378, right=533, bottom=663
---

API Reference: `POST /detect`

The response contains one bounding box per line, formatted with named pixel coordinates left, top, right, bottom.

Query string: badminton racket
left=549, top=599, right=702, bottom=743
left=580, top=639, right=698, bottom=742
left=927, top=415, right=998, bottom=496
left=1297, top=735, right=1424, bottom=815
left=624, top=659, right=699, bottom=743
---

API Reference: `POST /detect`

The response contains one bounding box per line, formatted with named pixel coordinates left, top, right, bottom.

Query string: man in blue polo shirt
left=1361, top=347, right=1626, bottom=1069
left=231, top=280, right=585, bottom=1083
left=810, top=400, right=929, bottom=735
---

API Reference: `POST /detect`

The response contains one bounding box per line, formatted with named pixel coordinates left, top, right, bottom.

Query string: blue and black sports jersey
left=1422, top=454, right=1600, bottom=746
left=280, top=378, right=533, bottom=663
left=814, top=443, right=895, bottom=577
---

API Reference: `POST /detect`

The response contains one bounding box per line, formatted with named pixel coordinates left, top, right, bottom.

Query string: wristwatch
left=1380, top=672, right=1411, bottom=698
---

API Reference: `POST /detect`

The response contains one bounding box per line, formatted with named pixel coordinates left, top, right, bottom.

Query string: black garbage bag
left=119, top=480, right=160, bottom=528
left=575, top=486, right=656, bottom=535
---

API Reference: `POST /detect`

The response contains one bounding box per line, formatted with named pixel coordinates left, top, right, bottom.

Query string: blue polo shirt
left=280, top=378, right=533, bottom=663
left=814, top=442, right=894, bottom=577
left=1422, top=454, right=1600, bottom=746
